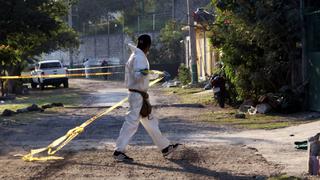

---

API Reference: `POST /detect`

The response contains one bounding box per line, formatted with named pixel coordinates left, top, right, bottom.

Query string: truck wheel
left=40, top=83, right=45, bottom=90
left=31, top=82, right=37, bottom=89
left=63, top=80, right=69, bottom=88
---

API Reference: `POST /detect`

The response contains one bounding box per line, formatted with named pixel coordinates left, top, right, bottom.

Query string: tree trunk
left=0, top=68, right=5, bottom=96
left=6, top=63, right=23, bottom=95
left=1, top=80, right=4, bottom=97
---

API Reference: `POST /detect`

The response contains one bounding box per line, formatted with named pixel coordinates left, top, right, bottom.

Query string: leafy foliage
left=210, top=0, right=301, bottom=100
left=0, top=0, right=79, bottom=94
left=0, top=45, right=21, bottom=67
left=76, top=0, right=174, bottom=33
left=148, top=21, right=184, bottom=64
left=178, top=64, right=191, bottom=85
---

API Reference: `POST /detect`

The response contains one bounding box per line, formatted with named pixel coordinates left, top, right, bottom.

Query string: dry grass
left=0, top=86, right=82, bottom=118
left=164, top=87, right=313, bottom=130
left=199, top=110, right=312, bottom=130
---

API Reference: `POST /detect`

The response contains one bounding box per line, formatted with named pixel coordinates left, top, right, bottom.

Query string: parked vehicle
left=30, top=60, right=68, bottom=90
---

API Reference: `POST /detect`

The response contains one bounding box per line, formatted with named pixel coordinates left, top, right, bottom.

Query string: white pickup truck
left=31, top=60, right=68, bottom=90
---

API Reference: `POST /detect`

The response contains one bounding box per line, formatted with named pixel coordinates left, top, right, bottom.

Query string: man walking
left=113, top=34, right=179, bottom=162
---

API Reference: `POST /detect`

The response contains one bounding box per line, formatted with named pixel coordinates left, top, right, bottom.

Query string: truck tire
left=40, top=83, right=45, bottom=90
left=63, top=80, right=69, bottom=88
left=31, top=81, right=37, bottom=89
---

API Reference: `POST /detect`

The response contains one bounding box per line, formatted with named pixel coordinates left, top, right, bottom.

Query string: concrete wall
left=45, top=32, right=160, bottom=67
left=43, top=0, right=214, bottom=66
left=79, top=33, right=127, bottom=65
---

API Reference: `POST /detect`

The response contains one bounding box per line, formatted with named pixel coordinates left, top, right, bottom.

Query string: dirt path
left=0, top=79, right=287, bottom=179
left=210, top=119, right=320, bottom=176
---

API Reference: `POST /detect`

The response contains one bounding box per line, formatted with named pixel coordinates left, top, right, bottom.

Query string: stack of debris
left=239, top=86, right=303, bottom=115
left=162, top=80, right=181, bottom=88
left=1, top=103, right=64, bottom=117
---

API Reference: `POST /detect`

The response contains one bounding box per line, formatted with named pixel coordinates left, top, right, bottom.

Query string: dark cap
left=137, top=34, right=151, bottom=50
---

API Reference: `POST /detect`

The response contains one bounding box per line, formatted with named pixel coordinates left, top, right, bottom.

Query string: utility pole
left=300, top=0, right=307, bottom=82
left=172, top=0, right=175, bottom=20
left=153, top=14, right=156, bottom=31
left=122, top=15, right=125, bottom=64
left=187, top=0, right=198, bottom=84
left=68, top=3, right=74, bottom=68
left=88, top=21, right=97, bottom=60
left=94, top=25, right=97, bottom=60
left=203, top=29, right=207, bottom=77
left=138, top=16, right=140, bottom=33
left=107, top=13, right=110, bottom=58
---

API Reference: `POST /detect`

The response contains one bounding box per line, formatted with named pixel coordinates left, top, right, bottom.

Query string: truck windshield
left=40, top=62, right=61, bottom=69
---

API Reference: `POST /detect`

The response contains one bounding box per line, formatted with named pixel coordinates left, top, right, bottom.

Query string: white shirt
left=125, top=47, right=150, bottom=92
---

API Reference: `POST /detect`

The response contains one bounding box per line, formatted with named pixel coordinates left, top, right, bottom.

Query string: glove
left=140, top=69, right=149, bottom=76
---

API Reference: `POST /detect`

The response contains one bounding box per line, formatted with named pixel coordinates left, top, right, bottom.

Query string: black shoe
left=113, top=151, right=134, bottom=162
left=162, top=143, right=181, bottom=157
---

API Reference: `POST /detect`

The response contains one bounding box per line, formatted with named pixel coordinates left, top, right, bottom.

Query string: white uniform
left=115, top=47, right=170, bottom=152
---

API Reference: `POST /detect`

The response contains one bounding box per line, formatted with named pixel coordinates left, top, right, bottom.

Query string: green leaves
left=0, top=45, right=22, bottom=67
left=0, top=0, right=79, bottom=63
left=0, top=0, right=79, bottom=93
left=148, top=20, right=183, bottom=64
left=209, top=0, right=301, bottom=101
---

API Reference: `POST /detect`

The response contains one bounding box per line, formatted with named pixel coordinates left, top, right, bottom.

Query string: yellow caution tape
left=0, top=68, right=163, bottom=80
left=19, top=71, right=164, bottom=162
left=0, top=72, right=124, bottom=80
left=67, top=65, right=124, bottom=71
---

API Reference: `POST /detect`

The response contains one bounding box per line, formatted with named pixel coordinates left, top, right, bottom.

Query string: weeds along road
left=0, top=79, right=285, bottom=179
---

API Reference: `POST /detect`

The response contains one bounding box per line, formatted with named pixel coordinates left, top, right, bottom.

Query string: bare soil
left=0, top=79, right=287, bottom=179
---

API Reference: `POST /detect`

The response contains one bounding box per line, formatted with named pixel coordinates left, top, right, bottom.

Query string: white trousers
left=115, top=92, right=170, bottom=152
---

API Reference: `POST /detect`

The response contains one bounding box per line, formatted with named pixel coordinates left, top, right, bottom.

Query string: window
left=39, top=62, right=61, bottom=69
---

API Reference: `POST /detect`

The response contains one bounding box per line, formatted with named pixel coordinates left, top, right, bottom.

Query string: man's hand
left=140, top=69, right=149, bottom=76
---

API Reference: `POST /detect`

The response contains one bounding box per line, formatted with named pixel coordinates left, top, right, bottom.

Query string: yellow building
left=183, top=25, right=219, bottom=81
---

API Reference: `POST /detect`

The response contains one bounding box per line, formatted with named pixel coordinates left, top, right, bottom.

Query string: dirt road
left=0, top=79, right=300, bottom=179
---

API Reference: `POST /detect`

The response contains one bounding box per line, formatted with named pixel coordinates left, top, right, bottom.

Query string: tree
left=209, top=0, right=301, bottom=101
left=148, top=21, right=184, bottom=64
left=76, top=0, right=174, bottom=33
left=0, top=0, right=79, bottom=94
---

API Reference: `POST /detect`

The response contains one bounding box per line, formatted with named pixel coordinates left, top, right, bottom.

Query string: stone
left=27, top=104, right=43, bottom=112
left=16, top=108, right=29, bottom=113
left=235, top=113, right=246, bottom=119
left=51, top=103, right=63, bottom=107
left=41, top=104, right=53, bottom=109
left=256, top=103, right=272, bottom=114
left=239, top=99, right=255, bottom=113
left=2, top=109, right=16, bottom=116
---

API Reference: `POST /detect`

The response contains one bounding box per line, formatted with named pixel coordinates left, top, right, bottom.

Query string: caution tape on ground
left=18, top=70, right=164, bottom=162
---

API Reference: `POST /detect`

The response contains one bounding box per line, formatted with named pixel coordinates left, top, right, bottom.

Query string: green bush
left=210, top=0, right=301, bottom=101
left=178, top=64, right=191, bottom=85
